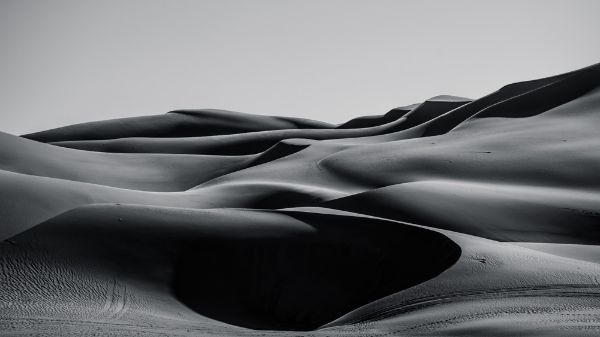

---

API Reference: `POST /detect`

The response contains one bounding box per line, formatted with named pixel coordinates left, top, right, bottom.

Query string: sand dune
left=2, top=63, right=600, bottom=336
left=23, top=109, right=334, bottom=142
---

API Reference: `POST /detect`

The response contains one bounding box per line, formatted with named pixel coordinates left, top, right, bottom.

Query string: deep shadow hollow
left=173, top=212, right=460, bottom=331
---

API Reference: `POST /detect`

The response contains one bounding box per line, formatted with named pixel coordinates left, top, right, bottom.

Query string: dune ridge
left=2, top=62, right=600, bottom=336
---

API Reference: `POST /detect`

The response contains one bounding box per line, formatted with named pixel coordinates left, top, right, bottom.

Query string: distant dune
left=2, top=63, right=600, bottom=336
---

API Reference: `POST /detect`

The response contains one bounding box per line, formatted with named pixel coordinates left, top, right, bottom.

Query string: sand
left=2, top=62, right=600, bottom=336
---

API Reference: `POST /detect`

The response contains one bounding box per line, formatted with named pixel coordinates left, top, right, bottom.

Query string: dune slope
left=2, top=62, right=600, bottom=336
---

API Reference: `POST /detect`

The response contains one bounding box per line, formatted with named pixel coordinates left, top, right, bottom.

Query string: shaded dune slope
left=336, top=95, right=471, bottom=129
left=3, top=62, right=600, bottom=336
left=3, top=205, right=459, bottom=331
left=45, top=111, right=412, bottom=155
left=23, top=109, right=334, bottom=142
left=0, top=131, right=253, bottom=192
left=40, top=98, right=472, bottom=155
left=323, top=180, right=600, bottom=243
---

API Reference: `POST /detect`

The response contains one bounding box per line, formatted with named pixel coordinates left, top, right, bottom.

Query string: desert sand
left=2, top=63, right=600, bottom=336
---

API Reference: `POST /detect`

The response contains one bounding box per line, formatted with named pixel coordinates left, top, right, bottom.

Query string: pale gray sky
left=1, top=0, right=599, bottom=135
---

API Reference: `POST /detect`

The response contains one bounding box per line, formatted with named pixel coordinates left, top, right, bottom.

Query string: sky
left=1, top=0, right=599, bottom=135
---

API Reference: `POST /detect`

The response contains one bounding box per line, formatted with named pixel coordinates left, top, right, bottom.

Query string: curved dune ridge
left=2, top=62, right=600, bottom=336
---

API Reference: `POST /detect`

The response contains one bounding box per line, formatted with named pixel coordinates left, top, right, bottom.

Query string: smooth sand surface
left=2, top=63, right=600, bottom=336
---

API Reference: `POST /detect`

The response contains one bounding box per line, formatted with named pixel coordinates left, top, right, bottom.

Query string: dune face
left=174, top=212, right=459, bottom=331
left=2, top=63, right=600, bottom=336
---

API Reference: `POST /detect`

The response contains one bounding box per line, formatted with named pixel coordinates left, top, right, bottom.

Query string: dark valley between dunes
left=3, top=63, right=600, bottom=336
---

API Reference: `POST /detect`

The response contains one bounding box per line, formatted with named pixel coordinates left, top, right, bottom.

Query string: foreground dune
left=2, top=63, right=600, bottom=336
